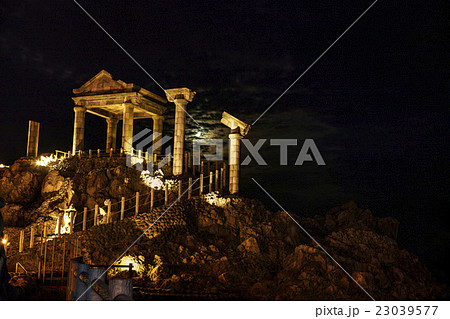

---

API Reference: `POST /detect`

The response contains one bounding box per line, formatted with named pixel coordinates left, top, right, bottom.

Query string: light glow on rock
left=140, top=169, right=178, bottom=190
left=129, top=155, right=144, bottom=166
left=141, top=169, right=165, bottom=189
left=114, top=255, right=145, bottom=275
left=55, top=209, right=74, bottom=235
left=36, top=154, right=61, bottom=167
left=203, top=192, right=230, bottom=207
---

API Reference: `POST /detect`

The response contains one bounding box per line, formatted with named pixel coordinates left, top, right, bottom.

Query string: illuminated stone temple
left=71, top=70, right=167, bottom=154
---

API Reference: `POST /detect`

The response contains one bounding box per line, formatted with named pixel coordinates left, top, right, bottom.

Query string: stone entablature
left=71, top=70, right=167, bottom=153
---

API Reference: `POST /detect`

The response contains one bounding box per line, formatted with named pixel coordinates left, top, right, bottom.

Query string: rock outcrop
left=0, top=159, right=46, bottom=226
left=2, top=158, right=447, bottom=300
left=0, top=157, right=152, bottom=226
left=11, top=194, right=439, bottom=300
left=0, top=159, right=45, bottom=205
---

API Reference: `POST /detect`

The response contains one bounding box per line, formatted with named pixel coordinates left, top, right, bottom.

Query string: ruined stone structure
left=26, top=121, right=40, bottom=157
left=164, top=88, right=196, bottom=176
left=71, top=70, right=167, bottom=154
left=221, top=112, right=250, bottom=194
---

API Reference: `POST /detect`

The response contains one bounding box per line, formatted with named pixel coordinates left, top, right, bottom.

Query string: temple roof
left=72, top=70, right=167, bottom=119
left=73, top=70, right=167, bottom=103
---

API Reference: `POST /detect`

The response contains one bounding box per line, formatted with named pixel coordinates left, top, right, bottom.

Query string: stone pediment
left=73, top=70, right=134, bottom=96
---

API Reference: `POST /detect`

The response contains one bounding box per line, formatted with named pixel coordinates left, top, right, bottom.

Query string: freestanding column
left=229, top=131, right=242, bottom=194
left=220, top=112, right=251, bottom=195
left=122, top=104, right=134, bottom=153
left=106, top=117, right=118, bottom=150
left=152, top=115, right=164, bottom=154
left=72, top=106, right=86, bottom=154
left=165, top=88, right=196, bottom=176
left=172, top=99, right=187, bottom=175
left=27, top=120, right=40, bottom=157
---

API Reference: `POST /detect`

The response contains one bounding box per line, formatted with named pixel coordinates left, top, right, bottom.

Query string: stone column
left=228, top=131, right=242, bottom=194
left=27, top=120, right=40, bottom=157
left=121, top=104, right=134, bottom=153
left=72, top=106, right=86, bottom=154
left=165, top=88, right=196, bottom=176
left=106, top=117, right=118, bottom=150
left=152, top=115, right=164, bottom=154
left=172, top=99, right=187, bottom=175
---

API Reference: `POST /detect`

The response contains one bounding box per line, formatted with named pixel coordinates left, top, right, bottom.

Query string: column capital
left=165, top=88, right=196, bottom=102
left=152, top=114, right=164, bottom=121
left=73, top=106, right=86, bottom=113
left=106, top=116, right=119, bottom=124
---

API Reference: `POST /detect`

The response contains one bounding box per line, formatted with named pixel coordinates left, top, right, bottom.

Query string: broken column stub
left=27, top=120, right=40, bottom=157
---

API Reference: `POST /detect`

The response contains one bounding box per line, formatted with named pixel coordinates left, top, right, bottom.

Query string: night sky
left=0, top=1, right=448, bottom=278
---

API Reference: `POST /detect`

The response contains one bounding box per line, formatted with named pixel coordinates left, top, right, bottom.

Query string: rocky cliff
left=71, top=196, right=445, bottom=300
left=0, top=156, right=154, bottom=227
left=1, top=157, right=447, bottom=300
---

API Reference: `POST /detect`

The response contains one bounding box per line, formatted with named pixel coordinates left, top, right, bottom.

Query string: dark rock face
left=0, top=204, right=24, bottom=226
left=321, top=201, right=399, bottom=240
left=32, top=195, right=442, bottom=301
left=41, top=171, right=66, bottom=199
left=0, top=159, right=46, bottom=226
left=2, top=158, right=446, bottom=300
left=0, top=159, right=45, bottom=206
left=60, top=157, right=149, bottom=212
left=0, top=157, right=150, bottom=226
